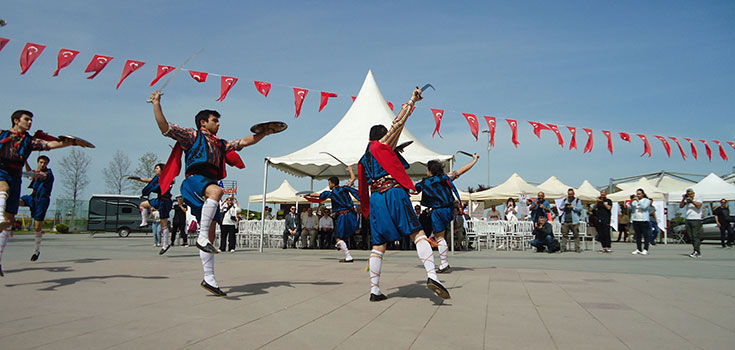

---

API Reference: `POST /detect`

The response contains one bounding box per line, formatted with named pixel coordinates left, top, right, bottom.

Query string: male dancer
left=305, top=166, right=359, bottom=262
left=413, top=154, right=479, bottom=273
left=358, top=87, right=450, bottom=301
left=18, top=155, right=54, bottom=262
left=128, top=163, right=174, bottom=255
left=149, top=91, right=273, bottom=296
left=0, top=110, right=76, bottom=276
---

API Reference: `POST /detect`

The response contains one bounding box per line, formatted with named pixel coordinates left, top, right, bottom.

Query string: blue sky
left=1, top=0, right=734, bottom=208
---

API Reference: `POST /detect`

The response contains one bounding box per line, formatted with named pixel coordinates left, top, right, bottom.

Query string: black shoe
left=200, top=280, right=227, bottom=296
left=196, top=241, right=218, bottom=254
left=159, top=245, right=171, bottom=255
left=30, top=251, right=40, bottom=261
left=339, top=259, right=354, bottom=263
left=282, top=245, right=287, bottom=249
left=650, top=241, right=657, bottom=246
left=0, top=264, right=4, bottom=277
left=291, top=244, right=297, bottom=249
left=369, top=293, right=387, bottom=302
left=437, top=265, right=452, bottom=274
left=426, top=278, right=451, bottom=299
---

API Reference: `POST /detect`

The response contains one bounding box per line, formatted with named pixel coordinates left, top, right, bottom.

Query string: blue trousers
left=530, top=235, right=554, bottom=252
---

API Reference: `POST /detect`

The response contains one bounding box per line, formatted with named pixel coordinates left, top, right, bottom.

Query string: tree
left=103, top=150, right=135, bottom=194
left=135, top=152, right=160, bottom=179
left=59, top=148, right=91, bottom=216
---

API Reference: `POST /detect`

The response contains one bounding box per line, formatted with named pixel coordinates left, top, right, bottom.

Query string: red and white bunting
left=684, top=138, right=698, bottom=160
left=0, top=37, right=9, bottom=53
left=602, top=130, right=613, bottom=154
left=528, top=121, right=549, bottom=138
left=150, top=65, right=175, bottom=86
left=20, top=42, right=46, bottom=74
left=546, top=124, right=564, bottom=148
left=484, top=116, right=496, bottom=147
left=462, top=113, right=479, bottom=141
left=430, top=108, right=444, bottom=138
left=53, top=48, right=80, bottom=77
left=567, top=126, right=577, bottom=150
left=654, top=136, right=671, bottom=158
left=583, top=128, right=594, bottom=153
left=699, top=140, right=712, bottom=162
left=637, top=134, right=652, bottom=157
left=293, top=88, right=308, bottom=117
left=84, top=54, right=113, bottom=79
left=669, top=137, right=687, bottom=160
left=116, top=59, right=145, bottom=89
left=712, top=140, right=729, bottom=161
left=216, top=76, right=238, bottom=102
left=254, top=81, right=271, bottom=97
left=507, top=119, right=520, bottom=148
left=189, top=70, right=208, bottom=83
left=319, top=91, right=338, bottom=112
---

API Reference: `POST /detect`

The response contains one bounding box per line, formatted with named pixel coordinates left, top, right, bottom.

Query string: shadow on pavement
left=5, top=274, right=168, bottom=291
left=387, top=281, right=446, bottom=305
left=40, top=258, right=110, bottom=264
left=4, top=266, right=74, bottom=274
left=224, top=281, right=342, bottom=300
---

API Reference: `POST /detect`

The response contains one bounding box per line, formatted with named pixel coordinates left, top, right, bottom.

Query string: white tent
left=608, top=177, right=667, bottom=201
left=410, top=189, right=472, bottom=203
left=666, top=173, right=735, bottom=203
left=576, top=180, right=601, bottom=201
left=537, top=176, right=573, bottom=199
left=471, top=173, right=539, bottom=202
left=248, top=180, right=308, bottom=204
left=654, top=176, right=695, bottom=193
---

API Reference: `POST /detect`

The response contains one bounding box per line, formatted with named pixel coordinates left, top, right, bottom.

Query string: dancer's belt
left=370, top=177, right=401, bottom=193
left=336, top=208, right=354, bottom=216
left=0, top=159, right=22, bottom=176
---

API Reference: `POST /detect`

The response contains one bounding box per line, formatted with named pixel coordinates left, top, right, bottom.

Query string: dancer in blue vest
left=358, top=87, right=450, bottom=302
left=0, top=110, right=78, bottom=277
left=413, top=154, right=479, bottom=273
left=149, top=91, right=274, bottom=296
left=128, top=163, right=174, bottom=255
left=305, top=166, right=359, bottom=262
left=18, top=155, right=54, bottom=262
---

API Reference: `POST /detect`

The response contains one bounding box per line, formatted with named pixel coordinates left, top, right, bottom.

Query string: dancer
left=0, top=110, right=77, bottom=277
left=149, top=91, right=273, bottom=296
left=305, top=166, right=359, bottom=262
left=358, top=87, right=450, bottom=302
left=18, top=155, right=54, bottom=262
left=413, top=153, right=479, bottom=273
left=128, top=163, right=174, bottom=255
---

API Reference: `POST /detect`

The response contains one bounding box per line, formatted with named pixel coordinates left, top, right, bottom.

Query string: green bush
left=56, top=224, right=69, bottom=233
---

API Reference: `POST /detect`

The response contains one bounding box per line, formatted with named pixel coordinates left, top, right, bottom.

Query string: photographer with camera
left=529, top=191, right=551, bottom=223
left=219, top=196, right=240, bottom=253
left=679, top=188, right=703, bottom=257
left=530, top=216, right=555, bottom=253
left=560, top=188, right=583, bottom=253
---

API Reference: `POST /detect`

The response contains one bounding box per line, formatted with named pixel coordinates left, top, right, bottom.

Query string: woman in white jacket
left=630, top=188, right=652, bottom=255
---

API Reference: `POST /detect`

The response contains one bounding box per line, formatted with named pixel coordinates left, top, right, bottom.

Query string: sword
left=420, top=83, right=435, bottom=92
left=319, top=152, right=348, bottom=167
left=146, top=48, right=204, bottom=103
left=456, top=150, right=477, bottom=158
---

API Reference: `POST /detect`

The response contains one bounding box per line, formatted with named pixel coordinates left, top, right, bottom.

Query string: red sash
left=358, top=141, right=415, bottom=218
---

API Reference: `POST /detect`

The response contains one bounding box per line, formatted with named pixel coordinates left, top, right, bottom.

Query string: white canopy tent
left=576, top=180, right=601, bottom=201
left=471, top=173, right=540, bottom=202
left=248, top=179, right=309, bottom=204
left=655, top=176, right=695, bottom=193
left=537, top=176, right=573, bottom=199
left=666, top=173, right=735, bottom=203
left=608, top=177, right=667, bottom=201
left=257, top=71, right=455, bottom=251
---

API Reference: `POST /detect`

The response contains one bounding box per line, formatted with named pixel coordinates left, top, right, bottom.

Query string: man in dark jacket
left=282, top=206, right=300, bottom=249
left=529, top=216, right=554, bottom=253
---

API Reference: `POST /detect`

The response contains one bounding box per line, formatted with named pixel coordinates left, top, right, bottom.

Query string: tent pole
left=259, top=158, right=270, bottom=253
left=450, top=158, right=455, bottom=255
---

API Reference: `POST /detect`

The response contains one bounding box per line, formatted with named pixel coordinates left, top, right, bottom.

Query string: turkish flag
left=430, top=109, right=444, bottom=138
left=150, top=65, right=175, bottom=86
left=602, top=130, right=613, bottom=154
left=319, top=91, right=338, bottom=112
left=189, top=70, right=208, bottom=83
left=254, top=81, right=271, bottom=97
left=546, top=124, right=564, bottom=148
left=53, top=48, right=80, bottom=76
left=351, top=96, right=356, bottom=101
left=484, top=116, right=496, bottom=147
left=115, top=59, right=145, bottom=89
left=0, top=37, right=9, bottom=53
left=582, top=128, right=594, bottom=153
left=699, top=140, right=712, bottom=162
left=462, top=113, right=480, bottom=141
left=619, top=132, right=631, bottom=142
left=293, top=88, right=308, bottom=117
left=728, top=141, right=735, bottom=151
left=387, top=102, right=394, bottom=111
left=684, top=138, right=698, bottom=160
left=669, top=137, right=687, bottom=160
left=84, top=54, right=114, bottom=79
left=507, top=119, right=520, bottom=148
left=528, top=121, right=550, bottom=138
left=216, top=76, right=238, bottom=102
left=637, top=134, right=652, bottom=157
left=654, top=136, right=671, bottom=157
left=567, top=126, right=577, bottom=150
left=20, top=42, right=46, bottom=75
left=712, top=140, right=729, bottom=161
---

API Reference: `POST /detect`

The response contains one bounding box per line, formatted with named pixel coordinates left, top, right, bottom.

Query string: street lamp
left=480, top=130, right=492, bottom=186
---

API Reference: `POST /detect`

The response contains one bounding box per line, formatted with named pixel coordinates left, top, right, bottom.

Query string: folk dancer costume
left=139, top=174, right=174, bottom=254
left=358, top=90, right=450, bottom=301
left=20, top=165, right=54, bottom=261
left=317, top=176, right=359, bottom=262
left=159, top=123, right=245, bottom=295
left=414, top=171, right=461, bottom=273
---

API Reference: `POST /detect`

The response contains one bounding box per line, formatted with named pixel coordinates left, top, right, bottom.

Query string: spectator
left=529, top=192, right=550, bottom=223
left=219, top=196, right=240, bottom=253
left=151, top=208, right=161, bottom=247
left=319, top=208, right=334, bottom=249
left=282, top=206, right=299, bottom=249
left=172, top=197, right=188, bottom=247
left=529, top=216, right=554, bottom=253
left=631, top=188, right=652, bottom=256
left=649, top=206, right=660, bottom=246
left=593, top=190, right=613, bottom=253
left=504, top=198, right=518, bottom=221
left=486, top=205, right=501, bottom=221
left=264, top=206, right=274, bottom=220
left=714, top=199, right=733, bottom=247
left=452, top=206, right=465, bottom=251
left=559, top=188, right=583, bottom=253
left=680, top=188, right=703, bottom=257
left=617, top=205, right=630, bottom=242
left=300, top=207, right=319, bottom=249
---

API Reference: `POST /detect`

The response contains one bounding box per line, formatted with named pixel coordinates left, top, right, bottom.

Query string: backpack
left=550, top=238, right=561, bottom=253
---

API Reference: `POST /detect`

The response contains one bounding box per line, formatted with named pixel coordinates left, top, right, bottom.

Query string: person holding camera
left=529, top=192, right=550, bottom=223
left=631, top=188, right=652, bottom=255
left=219, top=196, right=240, bottom=253
left=560, top=188, right=583, bottom=252
left=530, top=216, right=554, bottom=253
left=680, top=188, right=703, bottom=257
left=594, top=190, right=613, bottom=253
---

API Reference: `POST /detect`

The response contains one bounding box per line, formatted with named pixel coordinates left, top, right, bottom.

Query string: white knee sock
left=0, top=230, right=9, bottom=263
left=199, top=250, right=217, bottom=287
left=437, top=238, right=449, bottom=269
left=337, top=240, right=352, bottom=261
left=140, top=207, right=149, bottom=225
left=0, top=192, right=7, bottom=223
left=415, top=236, right=438, bottom=281
left=369, top=249, right=383, bottom=295
left=161, top=225, right=170, bottom=248
left=198, top=199, right=218, bottom=246
left=34, top=230, right=43, bottom=253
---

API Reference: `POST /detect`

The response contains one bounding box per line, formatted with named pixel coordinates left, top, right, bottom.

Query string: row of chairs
left=465, top=219, right=594, bottom=251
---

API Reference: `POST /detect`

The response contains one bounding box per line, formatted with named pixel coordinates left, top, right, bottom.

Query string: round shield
left=250, top=121, right=288, bottom=135
left=58, top=135, right=96, bottom=148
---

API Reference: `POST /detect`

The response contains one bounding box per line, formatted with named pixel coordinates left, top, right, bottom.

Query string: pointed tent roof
left=575, top=180, right=601, bottom=201
left=608, top=177, right=666, bottom=201
left=248, top=179, right=308, bottom=204
left=268, top=70, right=453, bottom=180
left=537, top=176, right=573, bottom=199
left=666, top=173, right=735, bottom=203
left=655, top=175, right=695, bottom=193
left=471, top=173, right=540, bottom=201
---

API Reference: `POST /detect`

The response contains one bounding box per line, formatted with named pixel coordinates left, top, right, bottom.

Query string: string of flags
left=2, top=37, right=733, bottom=161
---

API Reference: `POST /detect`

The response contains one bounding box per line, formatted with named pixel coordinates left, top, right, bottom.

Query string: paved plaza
left=1, top=233, right=734, bottom=349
